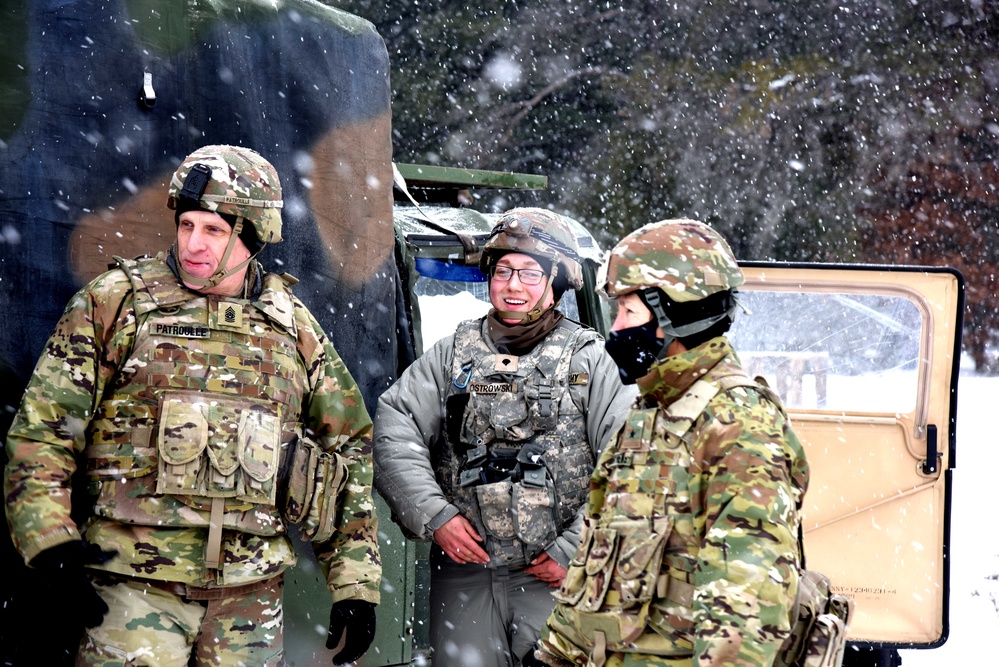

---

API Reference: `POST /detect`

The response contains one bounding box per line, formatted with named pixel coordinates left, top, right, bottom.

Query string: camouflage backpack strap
left=661, top=378, right=721, bottom=441
left=533, top=319, right=591, bottom=423
left=712, top=373, right=854, bottom=667
left=715, top=373, right=762, bottom=393
left=716, top=373, right=789, bottom=418
left=114, top=254, right=195, bottom=316
left=449, top=318, right=482, bottom=391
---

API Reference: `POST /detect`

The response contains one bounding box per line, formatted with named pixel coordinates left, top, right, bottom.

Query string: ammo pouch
left=552, top=516, right=673, bottom=651
left=156, top=390, right=282, bottom=509
left=468, top=441, right=560, bottom=563
left=278, top=435, right=349, bottom=543
left=774, top=569, right=854, bottom=667
left=474, top=476, right=559, bottom=563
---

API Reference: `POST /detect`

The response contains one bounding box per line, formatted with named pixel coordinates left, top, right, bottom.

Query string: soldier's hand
left=30, top=540, right=117, bottom=628
left=433, top=515, right=490, bottom=565
left=525, top=551, right=566, bottom=587
left=522, top=643, right=576, bottom=667
left=521, top=647, right=547, bottom=667
left=326, top=599, right=377, bottom=665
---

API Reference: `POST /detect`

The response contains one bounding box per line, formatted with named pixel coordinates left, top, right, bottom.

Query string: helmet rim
left=600, top=219, right=744, bottom=302
left=479, top=208, right=584, bottom=290
left=167, top=145, right=284, bottom=245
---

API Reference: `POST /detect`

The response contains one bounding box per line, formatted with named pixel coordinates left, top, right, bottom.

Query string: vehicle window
left=413, top=258, right=581, bottom=349
left=729, top=290, right=923, bottom=414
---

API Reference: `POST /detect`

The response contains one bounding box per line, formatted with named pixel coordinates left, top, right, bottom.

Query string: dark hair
left=677, top=317, right=732, bottom=349
left=486, top=249, right=572, bottom=303
left=638, top=288, right=735, bottom=348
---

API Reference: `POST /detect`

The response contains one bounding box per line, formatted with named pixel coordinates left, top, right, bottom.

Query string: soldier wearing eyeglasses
left=373, top=208, right=633, bottom=667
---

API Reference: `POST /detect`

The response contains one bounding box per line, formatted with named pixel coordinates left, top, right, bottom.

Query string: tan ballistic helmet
left=480, top=208, right=584, bottom=290
left=599, top=219, right=744, bottom=302
left=167, top=144, right=284, bottom=246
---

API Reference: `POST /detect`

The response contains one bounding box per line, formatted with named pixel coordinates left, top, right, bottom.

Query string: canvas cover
left=0, top=2, right=395, bottom=665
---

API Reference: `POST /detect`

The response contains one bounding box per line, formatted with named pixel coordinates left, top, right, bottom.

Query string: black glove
left=326, top=599, right=377, bottom=665
left=30, top=540, right=117, bottom=628
left=522, top=643, right=570, bottom=667
left=521, top=646, right=547, bottom=667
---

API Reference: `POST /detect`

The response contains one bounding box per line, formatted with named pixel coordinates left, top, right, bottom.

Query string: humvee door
left=730, top=263, right=964, bottom=649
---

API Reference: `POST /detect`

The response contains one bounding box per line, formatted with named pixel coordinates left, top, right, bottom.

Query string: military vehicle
left=372, top=168, right=967, bottom=667
left=0, top=2, right=963, bottom=666
left=381, top=172, right=966, bottom=667
left=732, top=264, right=963, bottom=667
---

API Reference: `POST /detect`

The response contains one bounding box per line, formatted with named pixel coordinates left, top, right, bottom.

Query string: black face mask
left=605, top=319, right=666, bottom=384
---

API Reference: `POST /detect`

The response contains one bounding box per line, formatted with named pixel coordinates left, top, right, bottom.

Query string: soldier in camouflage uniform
left=528, top=219, right=810, bottom=667
left=373, top=208, right=633, bottom=667
left=3, top=145, right=380, bottom=667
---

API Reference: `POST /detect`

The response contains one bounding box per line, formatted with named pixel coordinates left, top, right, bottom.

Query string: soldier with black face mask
left=528, top=219, right=811, bottom=667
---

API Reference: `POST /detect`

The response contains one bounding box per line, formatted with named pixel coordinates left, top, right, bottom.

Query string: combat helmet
left=600, top=219, right=745, bottom=376
left=599, top=218, right=743, bottom=302
left=167, top=145, right=283, bottom=290
left=480, top=208, right=584, bottom=322
left=167, top=144, right=284, bottom=246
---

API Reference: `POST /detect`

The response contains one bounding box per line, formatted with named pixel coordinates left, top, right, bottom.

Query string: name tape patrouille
left=154, top=323, right=211, bottom=338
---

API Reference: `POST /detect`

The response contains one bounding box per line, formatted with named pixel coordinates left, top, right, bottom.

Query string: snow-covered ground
left=899, top=367, right=999, bottom=664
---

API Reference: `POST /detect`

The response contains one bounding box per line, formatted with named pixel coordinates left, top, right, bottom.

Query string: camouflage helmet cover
left=480, top=208, right=584, bottom=290
left=167, top=144, right=284, bottom=244
left=600, top=219, right=744, bottom=302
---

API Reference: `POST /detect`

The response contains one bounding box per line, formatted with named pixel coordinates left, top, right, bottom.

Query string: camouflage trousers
left=602, top=654, right=692, bottom=667
left=77, top=573, right=285, bottom=667
left=537, top=634, right=693, bottom=667
left=538, top=651, right=692, bottom=667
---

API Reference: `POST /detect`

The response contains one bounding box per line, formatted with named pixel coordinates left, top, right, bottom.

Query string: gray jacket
left=374, top=316, right=634, bottom=568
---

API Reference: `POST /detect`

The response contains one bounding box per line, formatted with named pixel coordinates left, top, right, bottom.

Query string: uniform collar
left=637, top=336, right=744, bottom=407
left=134, top=253, right=296, bottom=334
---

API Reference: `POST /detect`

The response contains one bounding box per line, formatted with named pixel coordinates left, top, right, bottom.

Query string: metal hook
left=453, top=364, right=472, bottom=389
left=139, top=71, right=156, bottom=109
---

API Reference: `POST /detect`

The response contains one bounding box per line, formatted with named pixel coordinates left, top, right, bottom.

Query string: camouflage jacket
left=542, top=337, right=810, bottom=666
left=373, top=315, right=633, bottom=569
left=4, top=253, right=380, bottom=603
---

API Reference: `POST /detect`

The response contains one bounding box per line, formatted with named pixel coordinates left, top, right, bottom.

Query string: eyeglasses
left=490, top=266, right=546, bottom=286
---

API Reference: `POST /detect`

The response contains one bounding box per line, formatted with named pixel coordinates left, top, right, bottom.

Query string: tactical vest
left=85, top=257, right=309, bottom=554
left=437, top=318, right=599, bottom=566
left=549, top=374, right=785, bottom=660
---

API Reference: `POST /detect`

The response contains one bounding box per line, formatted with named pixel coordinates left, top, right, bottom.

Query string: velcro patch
left=494, top=354, right=519, bottom=372
left=469, top=381, right=514, bottom=394
left=212, top=300, right=248, bottom=333
left=152, top=323, right=211, bottom=338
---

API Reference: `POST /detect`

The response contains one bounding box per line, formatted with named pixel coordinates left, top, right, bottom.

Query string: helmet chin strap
left=639, top=288, right=675, bottom=361
left=493, top=264, right=559, bottom=324
left=175, top=218, right=260, bottom=293
left=641, top=288, right=738, bottom=359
